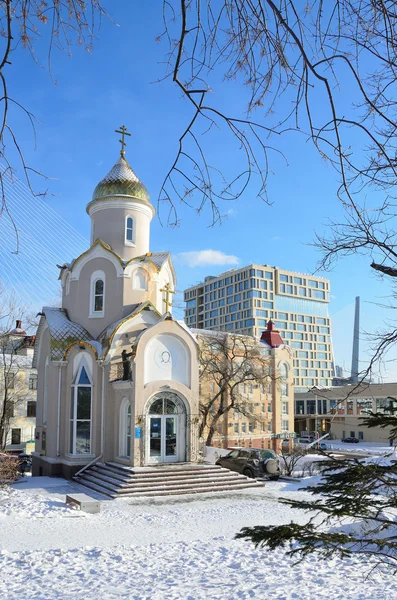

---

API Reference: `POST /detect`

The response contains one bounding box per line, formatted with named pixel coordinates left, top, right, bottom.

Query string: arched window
left=43, top=357, right=49, bottom=424
left=94, top=279, right=104, bottom=311
left=119, top=398, right=131, bottom=458
left=280, top=363, right=289, bottom=397
left=133, top=268, right=148, bottom=291
left=90, top=270, right=105, bottom=317
left=69, top=363, right=92, bottom=455
left=65, top=274, right=70, bottom=295
left=125, top=216, right=134, bottom=245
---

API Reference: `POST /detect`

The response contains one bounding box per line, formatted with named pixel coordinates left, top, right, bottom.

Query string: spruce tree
left=237, top=409, right=397, bottom=569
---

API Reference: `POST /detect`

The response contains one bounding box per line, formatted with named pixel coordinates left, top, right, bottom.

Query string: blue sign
left=135, top=427, right=142, bottom=439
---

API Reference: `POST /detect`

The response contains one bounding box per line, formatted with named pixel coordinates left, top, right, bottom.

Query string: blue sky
left=3, top=2, right=397, bottom=380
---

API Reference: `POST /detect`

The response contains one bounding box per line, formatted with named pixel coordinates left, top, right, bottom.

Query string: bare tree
left=0, top=1, right=107, bottom=250
left=198, top=331, right=277, bottom=446
left=279, top=445, right=306, bottom=477
left=158, top=1, right=397, bottom=226
left=0, top=283, right=29, bottom=449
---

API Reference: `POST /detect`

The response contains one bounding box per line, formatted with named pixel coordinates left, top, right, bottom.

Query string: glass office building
left=184, top=265, right=334, bottom=392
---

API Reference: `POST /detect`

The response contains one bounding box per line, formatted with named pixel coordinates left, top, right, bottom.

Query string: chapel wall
left=91, top=204, right=151, bottom=261
left=66, top=257, right=124, bottom=338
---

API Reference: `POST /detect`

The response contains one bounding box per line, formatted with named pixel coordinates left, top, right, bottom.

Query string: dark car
left=216, top=448, right=281, bottom=480
left=342, top=437, right=359, bottom=443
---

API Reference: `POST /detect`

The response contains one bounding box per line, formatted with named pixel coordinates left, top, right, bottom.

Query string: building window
left=133, top=268, right=148, bottom=291
left=29, top=374, right=37, bottom=390
left=249, top=422, right=254, bottom=433
left=125, top=216, right=134, bottom=244
left=5, top=373, right=15, bottom=389
left=94, top=279, right=104, bottom=311
left=27, top=401, right=36, bottom=418
left=234, top=423, right=239, bottom=434
left=69, top=364, right=92, bottom=455
left=241, top=423, right=246, bottom=433
left=90, top=270, right=105, bottom=317
left=280, top=363, right=288, bottom=396
left=11, top=428, right=21, bottom=445
left=281, top=420, right=289, bottom=431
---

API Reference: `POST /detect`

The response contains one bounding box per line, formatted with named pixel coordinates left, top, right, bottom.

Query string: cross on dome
left=115, top=125, right=131, bottom=156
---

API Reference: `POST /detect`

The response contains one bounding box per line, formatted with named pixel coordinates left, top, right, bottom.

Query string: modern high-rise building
left=184, top=264, right=334, bottom=392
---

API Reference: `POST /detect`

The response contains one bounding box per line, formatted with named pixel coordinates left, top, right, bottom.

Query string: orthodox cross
left=115, top=125, right=131, bottom=156
left=160, top=282, right=175, bottom=312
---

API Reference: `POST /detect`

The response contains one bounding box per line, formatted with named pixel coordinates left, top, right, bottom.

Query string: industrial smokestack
left=351, top=296, right=360, bottom=383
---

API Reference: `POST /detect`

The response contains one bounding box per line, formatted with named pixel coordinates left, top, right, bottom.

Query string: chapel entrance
left=146, top=393, right=186, bottom=464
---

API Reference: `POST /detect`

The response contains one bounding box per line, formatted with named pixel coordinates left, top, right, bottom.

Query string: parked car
left=342, top=437, right=359, bottom=443
left=216, top=448, right=281, bottom=480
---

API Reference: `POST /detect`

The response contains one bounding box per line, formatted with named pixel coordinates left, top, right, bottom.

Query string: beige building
left=33, top=143, right=200, bottom=478
left=184, top=265, right=334, bottom=391
left=295, top=383, right=397, bottom=442
left=1, top=321, right=37, bottom=453
left=198, top=322, right=295, bottom=453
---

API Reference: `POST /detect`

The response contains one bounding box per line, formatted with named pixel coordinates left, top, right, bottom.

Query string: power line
left=0, top=166, right=88, bottom=313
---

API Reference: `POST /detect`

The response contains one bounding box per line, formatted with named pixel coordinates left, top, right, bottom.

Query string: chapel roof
left=90, top=155, right=151, bottom=205
left=33, top=307, right=101, bottom=365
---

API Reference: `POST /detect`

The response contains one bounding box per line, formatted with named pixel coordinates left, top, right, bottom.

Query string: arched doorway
left=145, top=393, right=187, bottom=464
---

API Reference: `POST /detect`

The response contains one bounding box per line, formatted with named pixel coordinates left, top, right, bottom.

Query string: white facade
left=33, top=149, right=200, bottom=478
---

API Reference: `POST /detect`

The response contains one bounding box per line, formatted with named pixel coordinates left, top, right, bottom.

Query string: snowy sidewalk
left=1, top=476, right=396, bottom=599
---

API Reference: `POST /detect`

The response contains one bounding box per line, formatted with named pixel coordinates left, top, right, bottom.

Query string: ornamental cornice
left=86, top=196, right=155, bottom=218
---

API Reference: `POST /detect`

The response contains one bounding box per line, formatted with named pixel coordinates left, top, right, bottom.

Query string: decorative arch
left=144, top=391, right=188, bottom=416
left=144, top=391, right=188, bottom=464
left=89, top=269, right=105, bottom=318
left=133, top=267, right=148, bottom=291
left=70, top=240, right=125, bottom=280
left=144, top=334, right=191, bottom=387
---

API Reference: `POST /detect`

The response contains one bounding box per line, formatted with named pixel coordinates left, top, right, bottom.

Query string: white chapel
left=32, top=129, right=200, bottom=479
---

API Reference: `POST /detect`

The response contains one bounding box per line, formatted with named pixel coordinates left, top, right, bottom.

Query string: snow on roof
left=42, top=307, right=101, bottom=361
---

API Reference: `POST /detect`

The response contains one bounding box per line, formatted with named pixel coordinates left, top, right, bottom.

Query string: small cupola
left=10, top=319, right=27, bottom=336
left=260, top=320, right=284, bottom=348
left=89, top=155, right=151, bottom=206
left=86, top=126, right=155, bottom=261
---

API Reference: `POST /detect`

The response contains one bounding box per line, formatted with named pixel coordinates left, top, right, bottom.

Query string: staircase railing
left=74, top=454, right=103, bottom=478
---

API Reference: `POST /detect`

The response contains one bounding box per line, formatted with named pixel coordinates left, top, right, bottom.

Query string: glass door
left=165, top=416, right=177, bottom=461
left=148, top=415, right=179, bottom=463
left=149, top=417, right=162, bottom=462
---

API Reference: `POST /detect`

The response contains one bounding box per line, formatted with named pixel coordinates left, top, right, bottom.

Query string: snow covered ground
left=1, top=476, right=397, bottom=599
left=326, top=440, right=394, bottom=454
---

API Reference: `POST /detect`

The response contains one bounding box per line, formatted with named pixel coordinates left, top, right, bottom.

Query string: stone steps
left=74, top=461, right=265, bottom=498
left=91, top=464, right=241, bottom=486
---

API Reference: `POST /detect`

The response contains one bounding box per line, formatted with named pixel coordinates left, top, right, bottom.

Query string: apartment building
left=184, top=264, right=334, bottom=391
left=295, top=383, right=397, bottom=443
left=197, top=322, right=295, bottom=452
left=1, top=321, right=37, bottom=453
